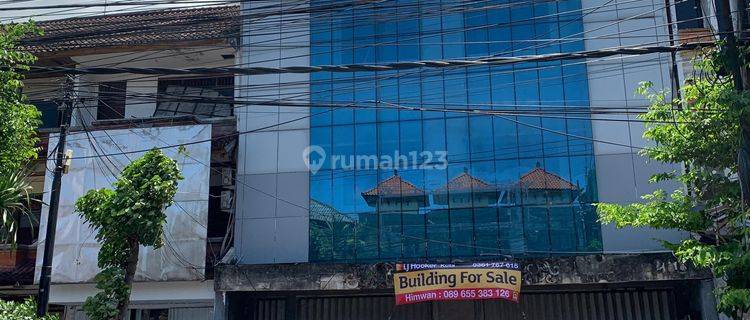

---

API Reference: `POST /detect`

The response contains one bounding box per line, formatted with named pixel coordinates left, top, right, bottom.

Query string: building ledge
left=215, top=253, right=711, bottom=292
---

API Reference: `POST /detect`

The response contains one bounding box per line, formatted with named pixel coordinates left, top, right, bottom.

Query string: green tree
left=75, top=149, right=183, bottom=320
left=0, top=22, right=42, bottom=174
left=0, top=22, right=42, bottom=245
left=0, top=298, right=58, bottom=320
left=597, top=47, right=750, bottom=318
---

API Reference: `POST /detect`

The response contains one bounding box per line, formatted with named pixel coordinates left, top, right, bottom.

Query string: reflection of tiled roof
left=0, top=261, right=35, bottom=286
left=519, top=167, right=577, bottom=191
left=23, top=5, right=239, bottom=54
left=310, top=199, right=353, bottom=223
left=362, top=174, right=425, bottom=197
left=435, top=172, right=495, bottom=193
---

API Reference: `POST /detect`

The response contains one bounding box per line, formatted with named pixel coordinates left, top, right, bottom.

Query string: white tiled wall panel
left=583, top=0, right=689, bottom=251
left=235, top=0, right=310, bottom=264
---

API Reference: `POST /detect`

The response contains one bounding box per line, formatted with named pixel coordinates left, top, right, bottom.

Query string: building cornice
left=215, top=252, right=711, bottom=292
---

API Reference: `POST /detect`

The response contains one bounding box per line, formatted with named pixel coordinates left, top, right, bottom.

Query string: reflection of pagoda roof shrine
left=434, top=171, right=495, bottom=193
left=519, top=167, right=578, bottom=191
left=359, top=167, right=579, bottom=207
left=361, top=171, right=427, bottom=207
left=433, top=171, right=497, bottom=206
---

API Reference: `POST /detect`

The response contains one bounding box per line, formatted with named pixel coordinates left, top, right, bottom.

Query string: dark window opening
left=34, top=101, right=59, bottom=129
left=208, top=185, right=231, bottom=239
left=675, top=0, right=704, bottom=29
left=154, top=76, right=234, bottom=118
left=206, top=135, right=236, bottom=277
left=130, top=309, right=169, bottom=320
left=97, top=81, right=127, bottom=120
left=16, top=193, right=41, bottom=246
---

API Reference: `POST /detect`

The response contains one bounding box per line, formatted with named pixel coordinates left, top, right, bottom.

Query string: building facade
left=8, top=6, right=241, bottom=319
left=221, top=0, right=716, bottom=319
left=2, top=0, right=721, bottom=319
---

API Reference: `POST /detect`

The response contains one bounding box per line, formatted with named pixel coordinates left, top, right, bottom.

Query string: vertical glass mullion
left=489, top=0, right=521, bottom=257
left=397, top=0, right=426, bottom=260
left=422, top=14, right=449, bottom=257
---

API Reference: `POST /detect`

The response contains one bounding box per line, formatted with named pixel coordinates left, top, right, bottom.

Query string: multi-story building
left=215, top=0, right=719, bottom=319
left=4, top=5, right=241, bottom=319
left=3, top=0, right=722, bottom=319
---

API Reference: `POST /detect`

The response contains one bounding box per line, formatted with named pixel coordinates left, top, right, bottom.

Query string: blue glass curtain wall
left=309, top=0, right=602, bottom=262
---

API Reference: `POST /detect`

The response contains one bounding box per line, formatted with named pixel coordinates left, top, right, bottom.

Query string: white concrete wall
left=49, top=280, right=214, bottom=305
left=235, top=0, right=310, bottom=264
left=583, top=0, right=689, bottom=251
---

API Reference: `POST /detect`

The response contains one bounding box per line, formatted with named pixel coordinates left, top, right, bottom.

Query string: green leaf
left=0, top=298, right=59, bottom=320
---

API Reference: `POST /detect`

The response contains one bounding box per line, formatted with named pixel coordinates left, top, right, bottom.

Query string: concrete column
left=213, top=291, right=227, bottom=320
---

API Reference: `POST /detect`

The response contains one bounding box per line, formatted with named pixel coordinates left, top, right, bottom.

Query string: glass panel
left=403, top=211, right=426, bottom=259
left=311, top=126, right=332, bottom=171
left=488, top=0, right=511, bottom=55
left=475, top=207, right=499, bottom=256
left=356, top=211, right=379, bottom=260
left=332, top=73, right=354, bottom=125
left=550, top=205, right=577, bottom=253
left=354, top=73, right=376, bottom=123
left=380, top=211, right=402, bottom=259
left=498, top=206, right=524, bottom=254
left=421, top=13, right=443, bottom=60
left=310, top=169, right=333, bottom=261
left=442, top=3, right=465, bottom=59
left=446, top=115, right=469, bottom=163
left=464, top=9, right=488, bottom=58
left=398, top=3, right=420, bottom=62
left=450, top=208, right=474, bottom=257
left=426, top=209, right=450, bottom=258
left=311, top=73, right=332, bottom=127
left=524, top=206, right=550, bottom=254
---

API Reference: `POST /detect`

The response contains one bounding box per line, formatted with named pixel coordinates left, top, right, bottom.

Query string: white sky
left=1, top=0, right=203, bottom=23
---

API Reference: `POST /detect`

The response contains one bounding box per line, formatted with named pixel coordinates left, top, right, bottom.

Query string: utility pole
left=736, top=0, right=750, bottom=89
left=36, top=76, right=74, bottom=317
left=664, top=0, right=683, bottom=100
left=715, top=0, right=750, bottom=210
left=715, top=0, right=744, bottom=89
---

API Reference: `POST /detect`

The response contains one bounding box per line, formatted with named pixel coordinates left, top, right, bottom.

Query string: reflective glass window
left=309, top=0, right=600, bottom=262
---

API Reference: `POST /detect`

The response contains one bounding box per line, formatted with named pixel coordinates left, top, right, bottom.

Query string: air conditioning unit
left=221, top=167, right=233, bottom=186
left=220, top=190, right=233, bottom=211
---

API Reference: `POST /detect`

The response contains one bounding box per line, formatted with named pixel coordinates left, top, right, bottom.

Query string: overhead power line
left=50, top=94, right=662, bottom=162
left=0, top=0, right=238, bottom=12
left=22, top=0, right=698, bottom=97
left=30, top=42, right=712, bottom=76
left=19, top=0, right=651, bottom=66
left=25, top=0, right=682, bottom=70
left=76, top=103, right=651, bottom=259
